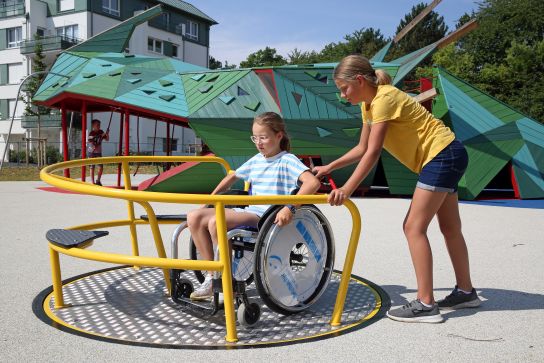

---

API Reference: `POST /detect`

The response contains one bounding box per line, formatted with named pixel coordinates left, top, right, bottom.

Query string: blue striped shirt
left=235, top=151, right=309, bottom=216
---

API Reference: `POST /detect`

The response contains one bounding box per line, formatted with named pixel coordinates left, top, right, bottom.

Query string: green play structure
left=32, top=5, right=544, bottom=199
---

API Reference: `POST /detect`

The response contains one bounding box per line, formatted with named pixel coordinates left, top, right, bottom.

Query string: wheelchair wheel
left=254, top=205, right=334, bottom=315
left=237, top=302, right=261, bottom=328
left=171, top=269, right=193, bottom=304
left=189, top=236, right=254, bottom=285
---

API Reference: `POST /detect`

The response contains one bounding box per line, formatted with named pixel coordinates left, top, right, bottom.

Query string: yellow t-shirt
left=361, top=84, right=455, bottom=173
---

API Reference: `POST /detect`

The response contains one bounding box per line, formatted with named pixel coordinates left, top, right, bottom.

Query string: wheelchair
left=170, top=192, right=335, bottom=327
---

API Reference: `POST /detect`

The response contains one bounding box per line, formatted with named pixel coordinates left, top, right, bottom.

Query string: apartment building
left=0, top=0, right=217, bottom=161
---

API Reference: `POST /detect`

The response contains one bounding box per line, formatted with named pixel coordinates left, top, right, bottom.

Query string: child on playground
left=87, top=119, right=109, bottom=186
left=313, top=55, right=481, bottom=323
left=187, top=111, right=321, bottom=300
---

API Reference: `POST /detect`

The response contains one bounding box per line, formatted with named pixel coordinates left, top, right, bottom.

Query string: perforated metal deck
left=35, top=267, right=388, bottom=348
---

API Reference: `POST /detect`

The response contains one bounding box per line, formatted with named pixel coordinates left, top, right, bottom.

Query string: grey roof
left=153, top=0, right=218, bottom=24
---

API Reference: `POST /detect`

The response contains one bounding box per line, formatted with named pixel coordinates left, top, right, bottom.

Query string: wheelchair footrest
left=46, top=229, right=109, bottom=248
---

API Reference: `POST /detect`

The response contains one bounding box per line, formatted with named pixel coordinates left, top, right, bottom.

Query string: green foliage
left=318, top=28, right=387, bottom=62
left=239, top=47, right=287, bottom=68
left=431, top=0, right=544, bottom=123
left=385, top=2, right=448, bottom=62
left=241, top=28, right=387, bottom=67
left=24, top=35, right=50, bottom=117
left=208, top=55, right=222, bottom=69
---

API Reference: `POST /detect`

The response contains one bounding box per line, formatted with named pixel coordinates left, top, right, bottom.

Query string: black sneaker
left=386, top=299, right=444, bottom=323
left=438, top=286, right=481, bottom=310
left=94, top=180, right=102, bottom=186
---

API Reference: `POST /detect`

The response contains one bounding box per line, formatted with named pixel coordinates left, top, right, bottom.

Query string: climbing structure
left=32, top=5, right=544, bottom=199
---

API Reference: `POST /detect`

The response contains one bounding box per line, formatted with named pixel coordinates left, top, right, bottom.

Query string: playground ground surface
left=1, top=176, right=543, bottom=362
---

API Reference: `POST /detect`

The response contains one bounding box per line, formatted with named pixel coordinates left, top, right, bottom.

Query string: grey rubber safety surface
left=42, top=267, right=385, bottom=348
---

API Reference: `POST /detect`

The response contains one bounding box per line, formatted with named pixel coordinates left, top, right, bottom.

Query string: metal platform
left=34, top=267, right=388, bottom=349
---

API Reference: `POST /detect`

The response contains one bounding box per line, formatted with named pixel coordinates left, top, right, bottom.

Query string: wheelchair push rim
left=254, top=205, right=335, bottom=314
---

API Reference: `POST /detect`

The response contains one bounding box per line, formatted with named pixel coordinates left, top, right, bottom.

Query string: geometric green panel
left=219, top=96, right=235, bottom=105
left=458, top=141, right=522, bottom=200
left=380, top=150, right=418, bottom=196
left=512, top=143, right=544, bottom=199
left=190, top=71, right=279, bottom=119
left=191, top=74, right=205, bottom=81
left=292, top=91, right=303, bottom=106
left=69, top=6, right=164, bottom=53
left=159, top=79, right=174, bottom=87
left=243, top=101, right=261, bottom=112
left=159, top=94, right=176, bottom=102
left=342, top=127, right=360, bottom=137
left=206, top=74, right=219, bottom=82
left=316, top=127, right=333, bottom=138
left=116, top=68, right=171, bottom=98
left=199, top=84, right=213, bottom=93
left=182, top=70, right=250, bottom=114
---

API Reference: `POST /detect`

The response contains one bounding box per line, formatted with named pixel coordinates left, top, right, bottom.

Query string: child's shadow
left=381, top=285, right=544, bottom=319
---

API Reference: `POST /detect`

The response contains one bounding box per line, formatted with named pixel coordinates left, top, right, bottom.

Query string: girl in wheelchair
left=186, top=111, right=321, bottom=300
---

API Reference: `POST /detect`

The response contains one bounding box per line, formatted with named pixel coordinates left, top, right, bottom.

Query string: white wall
left=28, top=0, right=47, bottom=35
left=47, top=11, right=88, bottom=38
left=183, top=40, right=208, bottom=67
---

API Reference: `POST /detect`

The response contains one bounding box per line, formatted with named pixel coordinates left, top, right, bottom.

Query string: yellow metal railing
left=40, top=156, right=362, bottom=343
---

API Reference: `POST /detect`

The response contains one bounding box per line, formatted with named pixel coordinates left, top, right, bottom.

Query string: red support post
left=124, top=109, right=130, bottom=156
left=61, top=103, right=70, bottom=178
left=81, top=101, right=87, bottom=181
left=117, top=111, right=124, bottom=188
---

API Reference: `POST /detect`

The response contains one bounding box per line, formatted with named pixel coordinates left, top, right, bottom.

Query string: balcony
left=0, top=0, right=24, bottom=19
left=20, top=36, right=81, bottom=55
left=21, top=112, right=62, bottom=129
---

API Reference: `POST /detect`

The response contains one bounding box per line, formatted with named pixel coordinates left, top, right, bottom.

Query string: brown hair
left=333, top=54, right=392, bottom=86
left=253, top=112, right=290, bottom=151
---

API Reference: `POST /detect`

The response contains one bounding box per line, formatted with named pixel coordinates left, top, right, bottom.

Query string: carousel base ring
left=33, top=266, right=389, bottom=349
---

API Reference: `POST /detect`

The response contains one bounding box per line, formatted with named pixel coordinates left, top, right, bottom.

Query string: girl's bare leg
left=403, top=188, right=448, bottom=304
left=436, top=192, right=473, bottom=291
left=188, top=208, right=260, bottom=276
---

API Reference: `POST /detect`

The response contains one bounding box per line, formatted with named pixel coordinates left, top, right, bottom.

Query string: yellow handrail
left=41, top=156, right=362, bottom=343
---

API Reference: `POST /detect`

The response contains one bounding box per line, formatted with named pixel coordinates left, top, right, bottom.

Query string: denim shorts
left=416, top=140, right=468, bottom=193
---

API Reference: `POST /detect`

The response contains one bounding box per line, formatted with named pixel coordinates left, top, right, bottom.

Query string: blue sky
left=190, top=0, right=480, bottom=66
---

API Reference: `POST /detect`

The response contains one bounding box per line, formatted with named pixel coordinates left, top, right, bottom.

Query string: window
left=102, top=0, right=119, bottom=17
left=160, top=12, right=170, bottom=28
left=36, top=28, right=45, bottom=37
left=162, top=138, right=178, bottom=153
left=59, top=0, right=74, bottom=11
left=8, top=99, right=23, bottom=119
left=171, top=45, right=178, bottom=58
left=147, top=37, right=162, bottom=54
left=7, top=63, right=24, bottom=84
left=56, top=25, right=78, bottom=40
left=186, top=21, right=198, bottom=40
left=7, top=27, right=22, bottom=48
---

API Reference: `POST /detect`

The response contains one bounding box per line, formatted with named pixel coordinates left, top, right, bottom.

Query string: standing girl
left=187, top=111, right=321, bottom=300
left=314, top=55, right=480, bottom=323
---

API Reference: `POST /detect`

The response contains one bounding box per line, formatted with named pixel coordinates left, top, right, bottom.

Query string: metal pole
left=81, top=101, right=87, bottom=181
left=0, top=71, right=70, bottom=172
left=61, top=103, right=69, bottom=178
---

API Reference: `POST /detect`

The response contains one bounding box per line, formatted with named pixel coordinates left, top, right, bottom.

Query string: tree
left=23, top=35, right=51, bottom=167
left=239, top=47, right=287, bottom=68
left=208, top=55, right=222, bottom=69
left=24, top=35, right=49, bottom=118
left=385, top=2, right=448, bottom=62
left=431, top=0, right=544, bottom=123
left=318, top=28, right=388, bottom=62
